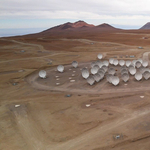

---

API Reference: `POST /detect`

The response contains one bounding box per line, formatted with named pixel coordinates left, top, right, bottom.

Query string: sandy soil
left=1, top=29, right=150, bottom=150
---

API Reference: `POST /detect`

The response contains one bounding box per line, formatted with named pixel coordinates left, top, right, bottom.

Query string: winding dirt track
left=0, top=39, right=75, bottom=63
left=49, top=108, right=150, bottom=150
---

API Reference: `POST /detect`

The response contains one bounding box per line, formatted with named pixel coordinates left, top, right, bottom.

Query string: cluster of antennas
left=81, top=54, right=150, bottom=86
left=57, top=61, right=78, bottom=73
left=38, top=61, right=78, bottom=78
left=38, top=53, right=150, bottom=87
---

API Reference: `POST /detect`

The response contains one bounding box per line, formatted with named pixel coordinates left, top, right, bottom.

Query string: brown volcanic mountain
left=43, top=20, right=95, bottom=31
left=40, top=21, right=117, bottom=36
left=96, top=23, right=116, bottom=29
left=140, top=22, right=150, bottom=29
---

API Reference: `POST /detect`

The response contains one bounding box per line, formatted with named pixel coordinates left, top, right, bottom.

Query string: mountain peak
left=140, top=22, right=150, bottom=29
left=75, top=20, right=85, bottom=23
left=73, top=20, right=94, bottom=28
left=48, top=20, right=95, bottom=31
left=41, top=21, right=117, bottom=34
left=97, top=23, right=115, bottom=28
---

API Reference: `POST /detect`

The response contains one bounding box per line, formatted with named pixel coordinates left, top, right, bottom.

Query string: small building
left=65, top=94, right=72, bottom=97
left=20, top=50, right=25, bottom=53
left=47, top=62, right=52, bottom=65
left=142, top=37, right=148, bottom=39
left=138, top=46, right=143, bottom=49
left=130, top=55, right=135, bottom=58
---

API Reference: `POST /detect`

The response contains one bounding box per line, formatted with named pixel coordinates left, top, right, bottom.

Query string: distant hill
left=140, top=22, right=150, bottom=29
left=96, top=23, right=116, bottom=29
left=40, top=21, right=118, bottom=35
left=44, top=20, right=95, bottom=31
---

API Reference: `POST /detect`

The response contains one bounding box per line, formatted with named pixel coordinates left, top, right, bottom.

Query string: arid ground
left=1, top=28, right=150, bottom=150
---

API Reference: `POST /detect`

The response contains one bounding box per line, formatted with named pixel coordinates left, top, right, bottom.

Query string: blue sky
left=1, top=0, right=150, bottom=36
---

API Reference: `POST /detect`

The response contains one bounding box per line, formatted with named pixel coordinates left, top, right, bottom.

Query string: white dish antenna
left=109, top=58, right=114, bottom=65
left=129, top=67, right=136, bottom=75
left=39, top=70, right=46, bottom=79
left=57, top=65, right=64, bottom=72
left=121, top=73, right=129, bottom=82
left=81, top=68, right=90, bottom=79
left=87, top=75, right=95, bottom=85
left=72, top=61, right=78, bottom=68
left=143, top=71, right=150, bottom=80
left=97, top=53, right=103, bottom=59
left=111, top=76, right=120, bottom=86
left=113, top=59, right=118, bottom=66
left=91, top=62, right=96, bottom=68
left=121, top=68, right=128, bottom=75
left=119, top=60, right=125, bottom=66
left=135, top=72, right=142, bottom=81
left=125, top=61, right=131, bottom=67
left=103, top=60, right=109, bottom=67
left=93, top=73, right=101, bottom=82
left=96, top=60, right=103, bottom=68
left=91, top=65, right=99, bottom=75
left=135, top=61, right=142, bottom=68
left=142, top=61, right=148, bottom=67
left=106, top=74, right=113, bottom=83
left=108, top=68, right=115, bottom=75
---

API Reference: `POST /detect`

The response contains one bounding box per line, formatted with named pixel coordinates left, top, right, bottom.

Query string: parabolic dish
left=72, top=61, right=78, bottom=68
left=98, top=68, right=106, bottom=74
left=142, top=61, right=148, bottom=67
left=91, top=62, right=96, bottom=68
left=129, top=67, right=136, bottom=75
left=98, top=71, right=105, bottom=79
left=93, top=73, right=101, bottom=82
left=109, top=58, right=114, bottom=65
left=101, top=65, right=108, bottom=72
left=103, top=60, right=109, bottom=67
left=120, top=66, right=127, bottom=71
left=143, top=71, right=150, bottom=80
left=39, top=70, right=46, bottom=79
left=135, top=72, right=142, bottom=81
left=91, top=65, right=99, bottom=74
left=111, top=76, right=120, bottom=86
left=106, top=74, right=113, bottom=83
left=132, top=60, right=137, bottom=66
left=125, top=61, right=131, bottom=67
left=139, top=66, right=145, bottom=74
left=81, top=68, right=90, bottom=79
left=113, top=59, right=119, bottom=66
left=128, top=64, right=134, bottom=70
left=121, top=73, right=129, bottom=82
left=135, top=61, right=142, bottom=68
left=57, top=65, right=64, bottom=73
left=97, top=53, right=103, bottom=59
left=108, top=67, right=115, bottom=75
left=87, top=75, right=95, bottom=85
left=119, top=60, right=125, bottom=66
left=96, top=60, right=103, bottom=68
left=121, top=68, right=128, bottom=75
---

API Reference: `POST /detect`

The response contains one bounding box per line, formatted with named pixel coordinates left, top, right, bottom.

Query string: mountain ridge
left=41, top=20, right=117, bottom=34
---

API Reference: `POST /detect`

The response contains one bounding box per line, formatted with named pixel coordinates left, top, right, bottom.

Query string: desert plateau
left=1, top=20, right=150, bottom=150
